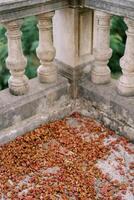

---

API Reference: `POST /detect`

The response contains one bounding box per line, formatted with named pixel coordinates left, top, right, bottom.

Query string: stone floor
left=0, top=113, right=134, bottom=200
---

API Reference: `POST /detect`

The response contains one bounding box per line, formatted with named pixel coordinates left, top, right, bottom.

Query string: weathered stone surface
left=68, top=0, right=81, bottom=7
left=54, top=8, right=94, bottom=68
left=0, top=0, right=134, bottom=23
left=123, top=126, right=134, bottom=141
left=91, top=10, right=112, bottom=84
left=0, top=95, right=74, bottom=145
left=56, top=59, right=92, bottom=98
left=84, top=0, right=134, bottom=19
left=54, top=7, right=94, bottom=98
left=79, top=78, right=134, bottom=141
left=0, top=76, right=70, bottom=131
left=37, top=12, right=57, bottom=83
left=4, top=19, right=29, bottom=96
left=0, top=0, right=69, bottom=22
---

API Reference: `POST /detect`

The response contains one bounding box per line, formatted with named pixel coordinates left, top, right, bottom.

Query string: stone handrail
left=1, top=0, right=134, bottom=22
left=0, top=0, right=69, bottom=22
left=84, top=0, right=134, bottom=19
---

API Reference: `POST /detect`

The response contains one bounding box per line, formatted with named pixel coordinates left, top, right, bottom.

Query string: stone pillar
left=5, top=20, right=28, bottom=96
left=36, top=12, right=57, bottom=83
left=53, top=8, right=94, bottom=98
left=91, top=10, right=112, bottom=84
left=118, top=18, right=134, bottom=96
left=54, top=8, right=94, bottom=68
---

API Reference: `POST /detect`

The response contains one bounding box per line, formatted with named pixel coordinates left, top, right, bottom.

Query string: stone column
left=118, top=18, right=134, bottom=96
left=36, top=12, right=57, bottom=83
left=91, top=10, right=112, bottom=84
left=5, top=20, right=28, bottom=96
left=53, top=8, right=94, bottom=98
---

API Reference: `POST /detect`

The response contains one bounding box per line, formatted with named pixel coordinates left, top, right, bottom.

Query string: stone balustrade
left=0, top=0, right=133, bottom=96
left=1, top=11, right=57, bottom=95
left=0, top=0, right=134, bottom=143
left=91, top=10, right=134, bottom=97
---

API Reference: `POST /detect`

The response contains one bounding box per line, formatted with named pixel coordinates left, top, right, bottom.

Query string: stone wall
left=1, top=75, right=134, bottom=144
left=79, top=78, right=134, bottom=142
left=0, top=76, right=72, bottom=145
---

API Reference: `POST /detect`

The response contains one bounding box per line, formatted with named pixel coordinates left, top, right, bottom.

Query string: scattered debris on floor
left=0, top=113, right=134, bottom=199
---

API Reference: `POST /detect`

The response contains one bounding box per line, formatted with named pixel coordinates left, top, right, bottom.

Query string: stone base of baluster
left=91, top=48, right=112, bottom=84
left=8, top=75, right=29, bottom=96
left=91, top=66, right=111, bottom=84
left=37, top=63, right=57, bottom=83
left=117, top=76, right=134, bottom=96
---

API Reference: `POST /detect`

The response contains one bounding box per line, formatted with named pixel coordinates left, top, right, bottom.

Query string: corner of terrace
left=0, top=0, right=134, bottom=143
left=0, top=0, right=134, bottom=199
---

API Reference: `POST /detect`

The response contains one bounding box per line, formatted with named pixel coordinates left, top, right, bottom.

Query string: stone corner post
left=53, top=8, right=94, bottom=98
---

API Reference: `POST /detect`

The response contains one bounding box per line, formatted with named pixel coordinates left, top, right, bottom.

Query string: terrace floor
left=0, top=113, right=134, bottom=200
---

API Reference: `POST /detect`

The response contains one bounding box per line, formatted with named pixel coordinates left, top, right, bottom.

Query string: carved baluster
left=118, top=18, right=134, bottom=96
left=4, top=20, right=28, bottom=95
left=91, top=10, right=112, bottom=84
left=36, top=12, right=57, bottom=83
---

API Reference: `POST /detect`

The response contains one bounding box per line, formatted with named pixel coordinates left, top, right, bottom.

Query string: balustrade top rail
left=0, top=0, right=134, bottom=22
left=84, top=0, right=134, bottom=19
left=0, top=0, right=69, bottom=22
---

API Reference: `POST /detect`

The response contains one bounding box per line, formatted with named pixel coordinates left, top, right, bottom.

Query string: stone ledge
left=0, top=95, right=74, bottom=145
left=1, top=0, right=134, bottom=23
left=79, top=78, right=134, bottom=141
left=0, top=76, right=70, bottom=131
left=0, top=0, right=69, bottom=22
left=84, top=0, right=134, bottom=19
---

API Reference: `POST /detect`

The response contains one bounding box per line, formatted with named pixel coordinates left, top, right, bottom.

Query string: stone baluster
left=91, top=10, right=112, bottom=84
left=4, top=20, right=28, bottom=96
left=36, top=12, right=57, bottom=83
left=118, top=18, right=134, bottom=96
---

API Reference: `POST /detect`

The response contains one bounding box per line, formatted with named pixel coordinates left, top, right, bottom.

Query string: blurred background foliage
left=0, top=16, right=127, bottom=91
